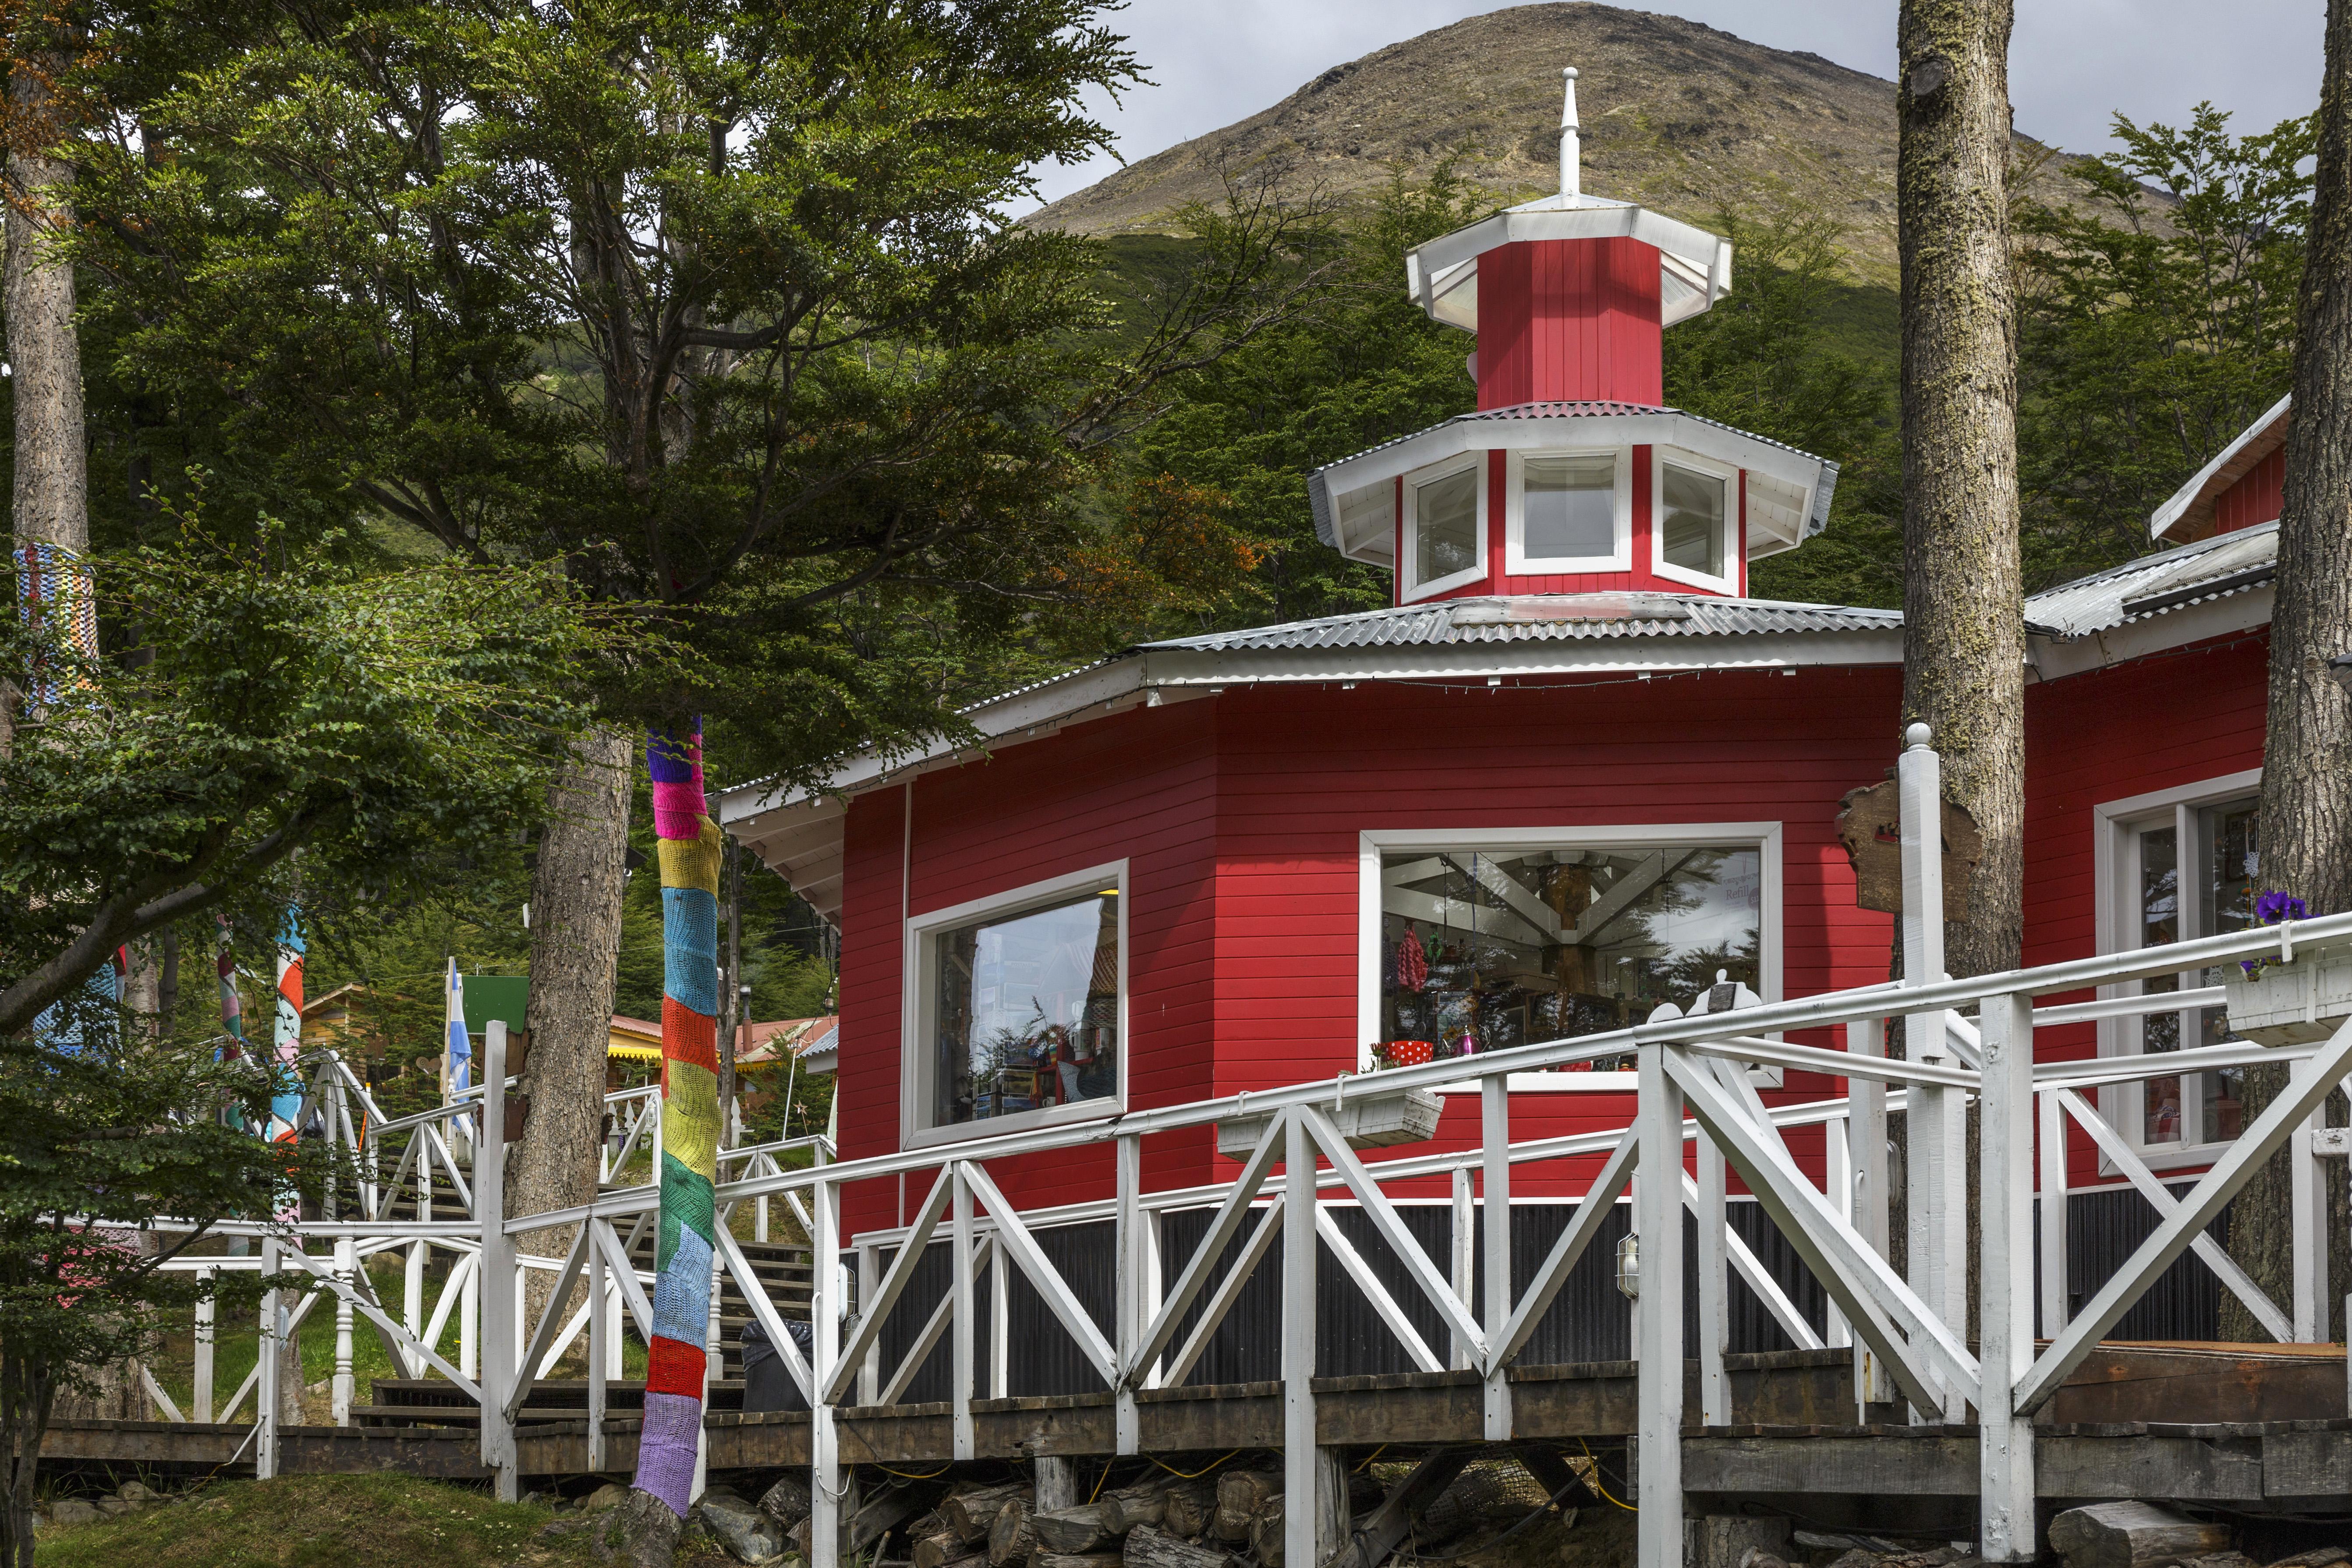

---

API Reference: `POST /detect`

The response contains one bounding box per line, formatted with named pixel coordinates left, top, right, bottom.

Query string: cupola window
left=1404, top=454, right=1486, bottom=599
left=1654, top=454, right=1737, bottom=591
left=1507, top=448, right=1629, bottom=572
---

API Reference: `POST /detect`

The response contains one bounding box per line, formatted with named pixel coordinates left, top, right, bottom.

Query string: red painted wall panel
left=2215, top=447, right=2286, bottom=534
left=1476, top=238, right=1662, bottom=410
left=2024, top=631, right=2271, bottom=1188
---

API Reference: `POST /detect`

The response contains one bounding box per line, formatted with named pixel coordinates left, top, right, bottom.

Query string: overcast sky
left=1021, top=0, right=2327, bottom=211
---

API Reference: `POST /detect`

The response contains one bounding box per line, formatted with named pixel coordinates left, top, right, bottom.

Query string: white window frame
left=1650, top=447, right=1741, bottom=595
left=1356, top=823, right=1783, bottom=1093
left=900, top=858, right=1128, bottom=1151
left=1504, top=446, right=1633, bottom=574
left=1400, top=451, right=1488, bottom=602
left=2092, top=768, right=2262, bottom=1172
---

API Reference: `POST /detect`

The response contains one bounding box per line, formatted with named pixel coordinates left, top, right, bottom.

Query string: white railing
left=107, top=736, right=2352, bottom=1568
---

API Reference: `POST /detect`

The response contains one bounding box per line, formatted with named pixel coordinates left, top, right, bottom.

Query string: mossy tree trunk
left=1898, top=0, right=2022, bottom=1338
left=2232, top=0, right=2352, bottom=1345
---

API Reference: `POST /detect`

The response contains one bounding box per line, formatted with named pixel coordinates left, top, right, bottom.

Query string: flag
left=445, top=957, right=472, bottom=1095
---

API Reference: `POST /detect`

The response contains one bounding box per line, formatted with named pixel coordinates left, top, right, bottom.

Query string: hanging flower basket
left=2221, top=951, right=2352, bottom=1046
left=1217, top=1082, right=1443, bottom=1159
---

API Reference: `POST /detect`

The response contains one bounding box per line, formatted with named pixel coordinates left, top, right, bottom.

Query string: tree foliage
left=67, top=0, right=1310, bottom=780
left=0, top=513, right=606, bottom=1036
left=2016, top=105, right=2315, bottom=583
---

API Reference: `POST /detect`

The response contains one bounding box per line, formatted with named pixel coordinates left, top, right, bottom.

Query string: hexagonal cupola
left=1308, top=68, right=1838, bottom=605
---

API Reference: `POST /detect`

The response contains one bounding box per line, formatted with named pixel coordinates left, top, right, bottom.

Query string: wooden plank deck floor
left=43, top=1344, right=2349, bottom=1507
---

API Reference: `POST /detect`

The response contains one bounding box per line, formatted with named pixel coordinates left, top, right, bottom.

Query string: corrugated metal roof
left=1137, top=592, right=1902, bottom=654
left=2025, top=523, right=2277, bottom=639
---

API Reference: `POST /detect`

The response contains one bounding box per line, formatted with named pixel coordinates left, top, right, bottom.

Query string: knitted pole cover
left=632, top=723, right=723, bottom=1515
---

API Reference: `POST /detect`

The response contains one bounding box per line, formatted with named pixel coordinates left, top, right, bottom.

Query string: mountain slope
left=1031, top=2, right=2101, bottom=284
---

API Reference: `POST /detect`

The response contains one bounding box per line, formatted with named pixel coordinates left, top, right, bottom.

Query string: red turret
left=1310, top=67, right=1833, bottom=605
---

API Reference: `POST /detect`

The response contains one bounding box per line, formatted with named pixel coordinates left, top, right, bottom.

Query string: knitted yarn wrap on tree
left=630, top=722, right=725, bottom=1517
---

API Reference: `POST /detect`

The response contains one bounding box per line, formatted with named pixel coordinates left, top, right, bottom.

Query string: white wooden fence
left=132, top=735, right=2352, bottom=1568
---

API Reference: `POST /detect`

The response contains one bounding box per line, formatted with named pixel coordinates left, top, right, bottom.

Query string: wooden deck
left=45, top=1343, right=2349, bottom=1512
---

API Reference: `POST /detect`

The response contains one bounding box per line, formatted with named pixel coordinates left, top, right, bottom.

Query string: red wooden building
left=715, top=85, right=2297, bottom=1351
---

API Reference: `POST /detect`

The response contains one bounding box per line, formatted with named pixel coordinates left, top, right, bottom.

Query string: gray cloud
left=1022, top=0, right=2324, bottom=212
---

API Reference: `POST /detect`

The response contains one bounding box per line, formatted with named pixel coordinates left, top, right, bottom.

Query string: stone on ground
left=594, top=1487, right=685, bottom=1568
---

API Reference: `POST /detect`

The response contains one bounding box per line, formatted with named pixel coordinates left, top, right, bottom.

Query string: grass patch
left=35, top=1474, right=592, bottom=1568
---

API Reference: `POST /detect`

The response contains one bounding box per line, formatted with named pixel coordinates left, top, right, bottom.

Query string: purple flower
left=2255, top=891, right=2308, bottom=926
left=2241, top=958, right=2264, bottom=978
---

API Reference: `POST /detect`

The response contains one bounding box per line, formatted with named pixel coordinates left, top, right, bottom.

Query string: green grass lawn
left=34, top=1474, right=592, bottom=1568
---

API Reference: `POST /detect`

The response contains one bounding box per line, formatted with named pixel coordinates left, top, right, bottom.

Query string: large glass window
left=1521, top=453, right=1618, bottom=561
left=927, top=888, right=1119, bottom=1129
left=2120, top=793, right=2256, bottom=1150
left=1412, top=464, right=1480, bottom=590
left=1659, top=461, right=1727, bottom=580
left=1378, top=844, right=1762, bottom=1063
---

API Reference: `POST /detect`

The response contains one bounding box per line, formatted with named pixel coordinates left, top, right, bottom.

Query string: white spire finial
left=1560, top=66, right=1581, bottom=201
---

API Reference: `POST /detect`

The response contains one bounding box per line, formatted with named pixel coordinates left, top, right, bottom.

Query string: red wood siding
left=1475, top=238, right=1663, bottom=410
left=2216, top=447, right=2286, bottom=534
left=829, top=666, right=1909, bottom=1235
left=2024, top=631, right=2271, bottom=1188
left=832, top=703, right=1222, bottom=1240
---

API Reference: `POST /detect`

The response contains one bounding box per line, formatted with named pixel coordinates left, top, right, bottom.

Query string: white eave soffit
left=1315, top=411, right=1828, bottom=565
left=1404, top=203, right=1734, bottom=333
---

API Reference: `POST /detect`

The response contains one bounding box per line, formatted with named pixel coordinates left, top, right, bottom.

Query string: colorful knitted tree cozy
left=631, top=723, right=724, bottom=1515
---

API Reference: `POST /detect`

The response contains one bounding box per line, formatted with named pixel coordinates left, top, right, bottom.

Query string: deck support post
left=257, top=1236, right=281, bottom=1480
left=858, top=1243, right=882, bottom=1405
left=333, top=1235, right=356, bottom=1426
left=1282, top=1108, right=1320, bottom=1568
left=1696, top=1133, right=1729, bottom=1424
left=587, top=1221, right=608, bottom=1471
left=1035, top=1455, right=1078, bottom=1512
left=2291, top=1058, right=2327, bottom=1341
left=1449, top=1167, right=1475, bottom=1371
left=953, top=1163, right=976, bottom=1459
left=1115, top=1133, right=1144, bottom=1454
left=1898, top=724, right=1965, bottom=1421
left=194, top=1265, right=216, bottom=1424
left=811, top=1177, right=843, bottom=1568
left=478, top=1021, right=518, bottom=1500
left=2038, top=1085, right=2069, bottom=1340
left=1977, top=991, right=2037, bottom=1561
left=1634, top=1042, right=1685, bottom=1568
left=1480, top=1076, right=1513, bottom=1438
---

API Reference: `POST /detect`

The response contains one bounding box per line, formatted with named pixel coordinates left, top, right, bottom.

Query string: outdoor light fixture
left=1615, top=1232, right=1640, bottom=1300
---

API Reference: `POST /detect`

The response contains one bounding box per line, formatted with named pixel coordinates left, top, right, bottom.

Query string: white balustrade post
left=1977, top=991, right=2037, bottom=1561
left=461, top=1247, right=479, bottom=1381
left=194, top=1266, right=217, bottom=1424
left=1898, top=722, right=1963, bottom=1420
left=587, top=1222, right=608, bottom=1472
left=1449, top=1166, right=1475, bottom=1372
left=1480, top=1074, right=1513, bottom=1439
left=988, top=1237, right=1010, bottom=1400
left=1114, top=1133, right=1143, bottom=1454
left=810, top=1177, right=843, bottom=1568
left=1633, top=1042, right=1685, bottom=1568
left=952, top=1164, right=976, bottom=1460
left=1846, top=1017, right=1893, bottom=1413
left=1696, top=1133, right=1730, bottom=1425
left=1824, top=1114, right=1853, bottom=1351
left=858, top=1243, right=882, bottom=1406
left=1281, top=1109, right=1320, bottom=1568
left=2291, top=1057, right=2326, bottom=1341
left=333, top=1236, right=356, bottom=1426
left=477, top=1020, right=518, bottom=1500
left=2038, top=1086, right=2069, bottom=1340
left=257, top=1236, right=281, bottom=1480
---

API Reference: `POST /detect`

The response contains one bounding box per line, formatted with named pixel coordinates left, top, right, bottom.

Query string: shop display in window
left=929, top=888, right=1119, bottom=1127
left=1376, top=845, right=1761, bottom=1069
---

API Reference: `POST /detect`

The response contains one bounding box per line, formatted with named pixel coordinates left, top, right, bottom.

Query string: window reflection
left=1522, top=453, right=1616, bottom=559
left=1661, top=463, right=1726, bottom=578
left=1378, top=846, right=1760, bottom=1066
left=1415, top=467, right=1479, bottom=586
left=931, top=891, right=1118, bottom=1127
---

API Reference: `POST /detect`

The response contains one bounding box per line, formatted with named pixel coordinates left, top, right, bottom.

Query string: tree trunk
left=5, top=40, right=85, bottom=559
left=2233, top=0, right=2352, bottom=1343
left=1898, top=0, right=2022, bottom=1339
left=508, top=727, right=633, bottom=1344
